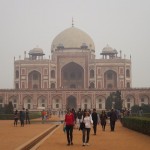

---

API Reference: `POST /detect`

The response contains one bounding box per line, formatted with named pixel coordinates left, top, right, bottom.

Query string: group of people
left=64, top=108, right=118, bottom=146
left=41, top=109, right=52, bottom=122
left=14, top=108, right=30, bottom=127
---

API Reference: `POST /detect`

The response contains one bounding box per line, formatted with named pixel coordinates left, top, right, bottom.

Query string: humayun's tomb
left=0, top=25, right=150, bottom=111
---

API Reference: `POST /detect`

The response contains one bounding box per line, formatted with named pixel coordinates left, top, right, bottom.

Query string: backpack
left=79, top=121, right=85, bottom=130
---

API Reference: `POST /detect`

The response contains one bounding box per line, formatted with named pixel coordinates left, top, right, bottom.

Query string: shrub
left=0, top=112, right=41, bottom=120
left=121, top=117, right=150, bottom=136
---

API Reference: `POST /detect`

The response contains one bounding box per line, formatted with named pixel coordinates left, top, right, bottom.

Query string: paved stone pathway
left=37, top=121, right=150, bottom=150
left=0, top=118, right=149, bottom=150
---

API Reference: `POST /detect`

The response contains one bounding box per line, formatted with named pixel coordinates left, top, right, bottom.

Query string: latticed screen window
left=42, top=99, right=45, bottom=103
left=84, top=104, right=87, bottom=109
left=28, top=104, right=31, bottom=109
left=127, top=103, right=130, bottom=109
left=14, top=104, right=16, bottom=108
left=99, top=104, right=102, bottom=109
left=85, top=99, right=87, bottom=103
left=56, top=104, right=59, bottom=108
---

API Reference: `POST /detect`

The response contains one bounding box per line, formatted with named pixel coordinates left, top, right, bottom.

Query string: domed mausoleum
left=0, top=25, right=149, bottom=112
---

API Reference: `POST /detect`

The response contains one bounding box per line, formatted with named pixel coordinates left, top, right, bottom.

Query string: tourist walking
left=26, top=109, right=30, bottom=124
left=82, top=111, right=93, bottom=146
left=41, top=109, right=46, bottom=122
left=64, top=109, right=75, bottom=146
left=109, top=109, right=117, bottom=131
left=19, top=110, right=25, bottom=127
left=92, top=108, right=98, bottom=135
left=100, top=110, right=107, bottom=131
left=14, top=110, right=19, bottom=126
left=76, top=108, right=83, bottom=129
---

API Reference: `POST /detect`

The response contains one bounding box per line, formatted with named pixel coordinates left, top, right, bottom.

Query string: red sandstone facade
left=0, top=26, right=150, bottom=111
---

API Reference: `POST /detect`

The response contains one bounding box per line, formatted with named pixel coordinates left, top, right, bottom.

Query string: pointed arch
left=104, top=70, right=117, bottom=89
left=81, top=95, right=92, bottom=110
left=52, top=96, right=62, bottom=110
left=61, top=62, right=84, bottom=88
left=37, top=95, right=47, bottom=108
left=125, top=95, right=135, bottom=109
left=28, top=70, right=41, bottom=89
left=23, top=96, right=33, bottom=109
left=8, top=95, right=18, bottom=110
left=95, top=95, right=106, bottom=110
left=66, top=95, right=77, bottom=110
left=139, top=95, right=149, bottom=106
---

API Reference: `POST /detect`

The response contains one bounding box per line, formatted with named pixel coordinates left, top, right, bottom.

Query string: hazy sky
left=0, top=0, right=150, bottom=88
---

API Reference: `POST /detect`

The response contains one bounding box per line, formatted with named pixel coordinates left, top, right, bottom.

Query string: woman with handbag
left=82, top=111, right=93, bottom=146
left=64, top=109, right=75, bottom=146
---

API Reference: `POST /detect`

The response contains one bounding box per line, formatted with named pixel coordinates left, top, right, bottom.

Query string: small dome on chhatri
left=102, top=44, right=113, bottom=52
left=29, top=47, right=44, bottom=56
left=51, top=26, right=95, bottom=52
left=102, top=44, right=117, bottom=54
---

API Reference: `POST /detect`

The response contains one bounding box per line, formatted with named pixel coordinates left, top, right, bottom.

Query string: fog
left=0, top=0, right=150, bottom=88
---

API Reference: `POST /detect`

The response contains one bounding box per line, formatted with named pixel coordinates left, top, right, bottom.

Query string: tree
left=4, top=102, right=14, bottom=114
left=106, top=95, right=112, bottom=110
left=141, top=104, right=150, bottom=113
left=114, top=90, right=122, bottom=110
left=131, top=105, right=140, bottom=113
left=106, top=91, right=122, bottom=111
left=0, top=106, right=5, bottom=114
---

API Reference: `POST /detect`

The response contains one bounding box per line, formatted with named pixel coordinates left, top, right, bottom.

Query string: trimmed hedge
left=0, top=112, right=41, bottom=120
left=0, top=114, right=14, bottom=120
left=130, top=113, right=150, bottom=118
left=121, top=117, right=150, bottom=136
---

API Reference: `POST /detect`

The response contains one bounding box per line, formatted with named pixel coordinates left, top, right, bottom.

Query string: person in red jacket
left=64, top=109, right=75, bottom=146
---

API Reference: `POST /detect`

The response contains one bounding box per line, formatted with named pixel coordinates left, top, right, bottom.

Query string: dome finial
left=72, top=17, right=74, bottom=27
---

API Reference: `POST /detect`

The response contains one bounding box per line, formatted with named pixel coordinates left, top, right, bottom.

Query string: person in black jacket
left=76, top=108, right=83, bottom=129
left=14, top=110, right=19, bottom=126
left=109, top=109, right=117, bottom=131
left=91, top=108, right=98, bottom=135
left=19, top=110, right=25, bottom=127
left=26, top=109, right=30, bottom=124
left=100, top=110, right=107, bottom=131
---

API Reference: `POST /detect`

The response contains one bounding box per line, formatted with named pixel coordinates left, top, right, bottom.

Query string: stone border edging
left=15, top=124, right=60, bottom=150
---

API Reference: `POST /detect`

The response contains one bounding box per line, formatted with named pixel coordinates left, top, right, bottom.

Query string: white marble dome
left=51, top=27, right=95, bottom=52
left=102, top=44, right=113, bottom=52
left=102, top=44, right=118, bottom=54
left=29, top=48, right=44, bottom=55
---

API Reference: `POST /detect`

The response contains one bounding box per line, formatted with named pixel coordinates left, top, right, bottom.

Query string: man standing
left=92, top=108, right=98, bottom=135
left=109, top=109, right=117, bottom=131
left=76, top=108, right=83, bottom=129
left=26, top=109, right=30, bottom=124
